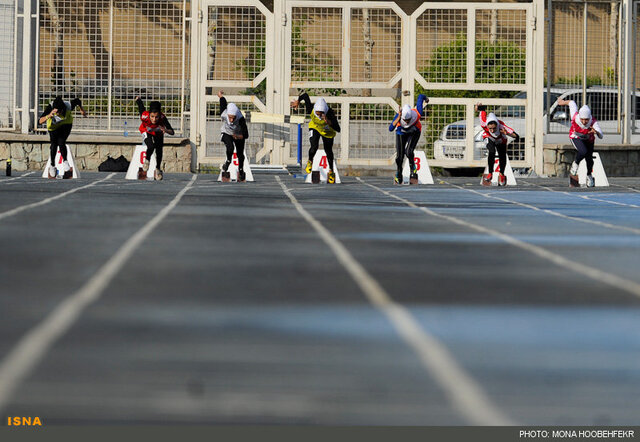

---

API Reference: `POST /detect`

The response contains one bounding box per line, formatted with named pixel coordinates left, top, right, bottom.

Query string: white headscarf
left=576, top=105, right=593, bottom=129
left=401, top=105, right=413, bottom=121
left=313, top=98, right=328, bottom=115
left=221, top=102, right=243, bottom=136
left=485, top=112, right=501, bottom=137
left=578, top=105, right=591, bottom=119
left=226, top=103, right=240, bottom=118
left=399, top=105, right=419, bottom=129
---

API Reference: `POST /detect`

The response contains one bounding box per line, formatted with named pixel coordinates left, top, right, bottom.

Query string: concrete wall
left=0, top=134, right=192, bottom=172
left=543, top=144, right=640, bottom=177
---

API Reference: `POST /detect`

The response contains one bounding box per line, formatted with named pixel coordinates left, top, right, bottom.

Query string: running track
left=0, top=172, right=639, bottom=425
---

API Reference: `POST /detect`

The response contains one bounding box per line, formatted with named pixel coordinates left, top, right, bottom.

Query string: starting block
left=401, top=150, right=433, bottom=185
left=305, top=149, right=341, bottom=184
left=479, top=155, right=516, bottom=186
left=42, top=145, right=80, bottom=179
left=217, top=148, right=254, bottom=182
left=126, top=145, right=157, bottom=180
left=576, top=152, right=609, bottom=187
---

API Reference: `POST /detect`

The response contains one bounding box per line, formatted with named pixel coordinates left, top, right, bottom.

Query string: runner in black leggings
left=291, top=92, right=341, bottom=183
left=218, top=90, right=249, bottom=181
left=476, top=103, right=519, bottom=186
left=38, top=96, right=87, bottom=179
left=388, top=94, right=428, bottom=184
left=135, top=97, right=175, bottom=180
left=556, top=98, right=603, bottom=187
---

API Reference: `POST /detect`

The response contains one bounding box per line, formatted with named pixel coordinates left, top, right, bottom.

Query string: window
left=586, top=92, right=618, bottom=121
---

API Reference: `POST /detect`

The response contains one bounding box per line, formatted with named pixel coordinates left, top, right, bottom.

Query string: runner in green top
left=38, top=96, right=87, bottom=179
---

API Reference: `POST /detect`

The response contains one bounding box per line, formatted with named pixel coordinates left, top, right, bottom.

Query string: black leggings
left=143, top=133, right=164, bottom=169
left=571, top=138, right=594, bottom=174
left=221, top=133, right=245, bottom=170
left=309, top=129, right=335, bottom=171
left=49, top=124, right=72, bottom=166
left=487, top=139, right=507, bottom=175
left=395, top=131, right=420, bottom=172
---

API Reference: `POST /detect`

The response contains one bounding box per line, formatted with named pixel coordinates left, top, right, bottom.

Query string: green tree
left=415, top=35, right=525, bottom=158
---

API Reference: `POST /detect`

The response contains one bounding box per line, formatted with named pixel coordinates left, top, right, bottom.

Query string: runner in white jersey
left=556, top=98, right=603, bottom=187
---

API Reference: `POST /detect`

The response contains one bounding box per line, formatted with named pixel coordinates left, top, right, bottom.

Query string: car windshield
left=493, top=91, right=561, bottom=118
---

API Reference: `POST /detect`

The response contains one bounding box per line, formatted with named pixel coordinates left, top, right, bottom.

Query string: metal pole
left=547, top=0, right=553, bottom=133
left=622, top=0, right=633, bottom=142
left=617, top=0, right=622, bottom=134
left=107, top=0, right=113, bottom=131
left=21, top=0, right=33, bottom=133
left=582, top=1, right=588, bottom=106
left=297, top=123, right=302, bottom=165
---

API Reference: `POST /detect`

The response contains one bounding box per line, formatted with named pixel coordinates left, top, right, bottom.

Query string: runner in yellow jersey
left=291, top=92, right=341, bottom=184
left=38, top=96, right=87, bottom=179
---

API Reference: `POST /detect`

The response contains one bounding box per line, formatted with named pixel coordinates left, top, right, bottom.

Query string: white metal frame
left=194, top=0, right=276, bottom=165
left=285, top=1, right=405, bottom=90
left=629, top=0, right=639, bottom=135
left=198, top=0, right=546, bottom=171
left=411, top=3, right=533, bottom=93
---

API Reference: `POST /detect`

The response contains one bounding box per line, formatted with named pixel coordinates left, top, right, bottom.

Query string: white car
left=433, top=88, right=640, bottom=162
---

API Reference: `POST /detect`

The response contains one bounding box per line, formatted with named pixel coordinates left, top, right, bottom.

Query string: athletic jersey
left=479, top=111, right=514, bottom=145
left=389, top=94, right=427, bottom=135
left=40, top=99, right=81, bottom=131
left=139, top=111, right=171, bottom=136
left=296, top=93, right=340, bottom=139
left=567, top=101, right=602, bottom=142
left=136, top=98, right=174, bottom=136
left=218, top=97, right=248, bottom=138
left=308, top=110, right=337, bottom=139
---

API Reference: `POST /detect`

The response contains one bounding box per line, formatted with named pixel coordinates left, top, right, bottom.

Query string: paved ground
left=0, top=171, right=639, bottom=425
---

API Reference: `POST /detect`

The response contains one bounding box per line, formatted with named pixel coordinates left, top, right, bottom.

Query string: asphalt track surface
left=0, top=171, right=639, bottom=425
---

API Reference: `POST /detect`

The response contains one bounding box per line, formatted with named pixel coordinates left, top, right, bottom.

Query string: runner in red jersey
left=476, top=103, right=520, bottom=186
left=135, top=96, right=175, bottom=181
left=556, top=98, right=603, bottom=187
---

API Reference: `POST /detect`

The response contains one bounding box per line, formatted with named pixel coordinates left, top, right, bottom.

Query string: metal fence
left=9, top=0, right=640, bottom=170
left=634, top=0, right=640, bottom=133
left=546, top=0, right=640, bottom=138
left=192, top=0, right=543, bottom=170
left=37, top=0, right=190, bottom=135
left=0, top=0, right=16, bottom=130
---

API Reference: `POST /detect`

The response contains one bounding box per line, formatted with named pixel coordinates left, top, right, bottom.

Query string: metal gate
left=192, top=0, right=544, bottom=170
left=546, top=0, right=623, bottom=135
left=633, top=0, right=639, bottom=133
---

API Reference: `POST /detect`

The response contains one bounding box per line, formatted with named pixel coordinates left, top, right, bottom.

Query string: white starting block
left=480, top=155, right=517, bottom=186
left=217, top=148, right=254, bottom=182
left=577, top=152, right=609, bottom=187
left=126, top=145, right=157, bottom=180
left=42, top=145, right=80, bottom=179
left=402, top=150, right=433, bottom=185
left=305, top=149, right=341, bottom=184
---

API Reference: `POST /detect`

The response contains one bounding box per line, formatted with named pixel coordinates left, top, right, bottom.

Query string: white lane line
left=524, top=181, right=640, bottom=209
left=358, top=178, right=640, bottom=300
left=0, top=174, right=116, bottom=221
left=275, top=176, right=514, bottom=426
left=0, top=172, right=36, bottom=183
left=0, top=174, right=197, bottom=413
left=443, top=181, right=640, bottom=235
left=610, top=183, right=640, bottom=194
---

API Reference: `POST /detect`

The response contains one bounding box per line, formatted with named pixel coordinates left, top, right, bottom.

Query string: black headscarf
left=52, top=96, right=67, bottom=117
left=149, top=101, right=162, bottom=113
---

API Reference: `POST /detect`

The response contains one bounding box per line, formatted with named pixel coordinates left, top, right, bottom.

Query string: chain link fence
left=546, top=0, right=623, bottom=134
left=37, top=0, right=189, bottom=135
